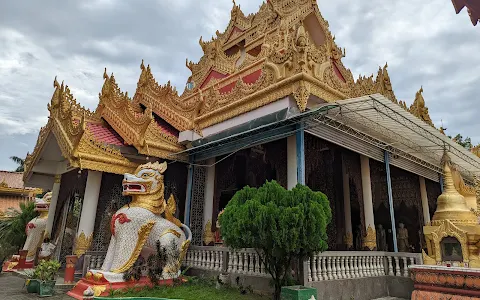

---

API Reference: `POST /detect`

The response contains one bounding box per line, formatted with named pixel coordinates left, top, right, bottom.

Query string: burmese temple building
left=22, top=0, right=480, bottom=298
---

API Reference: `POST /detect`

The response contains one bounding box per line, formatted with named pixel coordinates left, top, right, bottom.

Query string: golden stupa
left=423, top=153, right=480, bottom=267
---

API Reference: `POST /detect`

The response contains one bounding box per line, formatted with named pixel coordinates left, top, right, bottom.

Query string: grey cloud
left=0, top=0, right=479, bottom=170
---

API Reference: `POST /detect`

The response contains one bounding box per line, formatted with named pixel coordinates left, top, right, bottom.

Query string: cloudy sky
left=0, top=0, right=479, bottom=171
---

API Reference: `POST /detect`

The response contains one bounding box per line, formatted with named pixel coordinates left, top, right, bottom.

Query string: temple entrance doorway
left=54, top=190, right=83, bottom=267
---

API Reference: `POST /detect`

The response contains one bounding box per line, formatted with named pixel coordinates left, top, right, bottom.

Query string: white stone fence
left=82, top=247, right=422, bottom=283
left=184, top=246, right=423, bottom=283
left=305, top=251, right=422, bottom=282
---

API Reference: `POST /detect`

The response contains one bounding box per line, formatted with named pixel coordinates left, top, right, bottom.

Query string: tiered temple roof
left=24, top=0, right=465, bottom=180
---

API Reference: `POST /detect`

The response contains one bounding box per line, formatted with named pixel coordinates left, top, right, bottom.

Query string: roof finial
left=103, top=68, right=108, bottom=80
left=53, top=76, right=59, bottom=89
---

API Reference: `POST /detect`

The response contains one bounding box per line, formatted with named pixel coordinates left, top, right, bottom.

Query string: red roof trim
left=218, top=69, right=263, bottom=94
left=87, top=122, right=124, bottom=146
left=200, top=69, right=228, bottom=89
left=332, top=60, right=346, bottom=83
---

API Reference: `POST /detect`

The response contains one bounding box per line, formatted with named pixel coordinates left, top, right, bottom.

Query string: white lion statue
left=23, top=192, right=53, bottom=262
left=87, top=161, right=191, bottom=283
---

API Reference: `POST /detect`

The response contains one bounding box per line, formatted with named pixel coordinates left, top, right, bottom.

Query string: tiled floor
left=0, top=273, right=71, bottom=299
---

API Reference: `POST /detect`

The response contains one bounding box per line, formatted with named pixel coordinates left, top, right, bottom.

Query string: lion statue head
left=122, top=161, right=167, bottom=196
left=35, top=192, right=52, bottom=212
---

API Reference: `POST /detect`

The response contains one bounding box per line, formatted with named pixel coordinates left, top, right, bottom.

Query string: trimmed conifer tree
left=219, top=180, right=331, bottom=300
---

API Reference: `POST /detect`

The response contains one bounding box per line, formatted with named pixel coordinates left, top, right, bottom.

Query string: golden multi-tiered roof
left=25, top=0, right=447, bottom=179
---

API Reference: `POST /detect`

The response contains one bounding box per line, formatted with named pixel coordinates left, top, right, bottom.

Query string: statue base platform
left=410, top=265, right=480, bottom=299
left=1, top=260, right=34, bottom=272
left=67, top=274, right=181, bottom=300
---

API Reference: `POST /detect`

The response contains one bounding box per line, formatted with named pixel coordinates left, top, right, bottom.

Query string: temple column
left=360, top=155, right=376, bottom=250
left=203, top=158, right=215, bottom=231
left=342, top=159, right=353, bottom=249
left=287, top=135, right=297, bottom=189
left=296, top=124, right=305, bottom=185
left=74, top=170, right=102, bottom=257
left=419, top=176, right=430, bottom=225
left=385, top=151, right=398, bottom=252
left=45, top=174, right=61, bottom=238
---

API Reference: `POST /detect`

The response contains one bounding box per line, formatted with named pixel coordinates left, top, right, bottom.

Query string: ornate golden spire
left=409, top=86, right=434, bottom=127
left=431, top=153, right=477, bottom=225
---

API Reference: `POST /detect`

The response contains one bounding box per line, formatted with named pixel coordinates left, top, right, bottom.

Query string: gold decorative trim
left=112, top=220, right=156, bottom=273
left=363, top=225, right=377, bottom=251
left=74, top=231, right=93, bottom=257
left=344, top=232, right=353, bottom=249
left=54, top=175, right=61, bottom=184
left=203, top=220, right=215, bottom=246
left=165, top=194, right=182, bottom=227
left=159, top=229, right=181, bottom=239
left=91, top=285, right=107, bottom=297
left=422, top=250, right=436, bottom=265
left=430, top=219, right=469, bottom=263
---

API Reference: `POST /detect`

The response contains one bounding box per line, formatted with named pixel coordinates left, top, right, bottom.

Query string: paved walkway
left=0, top=273, right=71, bottom=299
left=0, top=273, right=409, bottom=300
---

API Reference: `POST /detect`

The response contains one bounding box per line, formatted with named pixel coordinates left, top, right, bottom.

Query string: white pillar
left=46, top=174, right=61, bottom=238
left=75, top=170, right=102, bottom=256
left=419, top=176, right=430, bottom=225
left=203, top=158, right=216, bottom=231
left=342, top=159, right=353, bottom=249
left=360, top=155, right=376, bottom=250
left=287, top=135, right=297, bottom=190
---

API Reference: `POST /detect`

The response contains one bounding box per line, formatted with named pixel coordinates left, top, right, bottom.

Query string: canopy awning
left=174, top=104, right=339, bottom=161
left=312, top=94, right=480, bottom=183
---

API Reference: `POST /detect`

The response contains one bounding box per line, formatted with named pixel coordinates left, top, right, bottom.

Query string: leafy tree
left=449, top=134, right=473, bottom=150
left=219, top=181, right=331, bottom=300
left=0, top=201, right=38, bottom=252
left=9, top=156, right=25, bottom=172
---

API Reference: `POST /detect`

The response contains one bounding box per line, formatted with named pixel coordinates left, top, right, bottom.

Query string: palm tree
left=9, top=156, right=25, bottom=172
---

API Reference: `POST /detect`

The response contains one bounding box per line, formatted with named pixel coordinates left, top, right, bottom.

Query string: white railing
left=184, top=246, right=269, bottom=277
left=184, top=247, right=422, bottom=283
left=306, top=251, right=422, bottom=282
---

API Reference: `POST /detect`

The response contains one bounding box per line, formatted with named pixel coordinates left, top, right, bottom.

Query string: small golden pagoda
left=423, top=153, right=480, bottom=267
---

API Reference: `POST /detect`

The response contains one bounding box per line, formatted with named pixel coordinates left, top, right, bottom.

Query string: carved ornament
left=74, top=231, right=93, bottom=257
left=344, top=232, right=353, bottom=249
left=363, top=225, right=377, bottom=251
left=430, top=219, right=469, bottom=263
left=203, top=220, right=215, bottom=246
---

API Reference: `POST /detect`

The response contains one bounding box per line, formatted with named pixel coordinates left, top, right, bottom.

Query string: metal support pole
left=296, top=123, right=305, bottom=185
left=184, top=159, right=194, bottom=227
left=385, top=151, right=398, bottom=252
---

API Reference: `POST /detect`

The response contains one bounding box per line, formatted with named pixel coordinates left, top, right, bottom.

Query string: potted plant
left=24, top=268, right=40, bottom=293
left=36, top=259, right=60, bottom=297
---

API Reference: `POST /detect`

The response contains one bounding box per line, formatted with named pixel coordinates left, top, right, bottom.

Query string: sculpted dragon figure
left=87, top=161, right=191, bottom=282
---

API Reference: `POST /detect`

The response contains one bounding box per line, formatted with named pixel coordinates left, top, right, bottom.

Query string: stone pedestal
left=18, top=250, right=28, bottom=269
left=65, top=255, right=78, bottom=284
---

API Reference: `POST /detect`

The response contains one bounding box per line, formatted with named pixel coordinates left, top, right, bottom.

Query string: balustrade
left=82, top=247, right=422, bottom=284
left=305, top=251, right=422, bottom=283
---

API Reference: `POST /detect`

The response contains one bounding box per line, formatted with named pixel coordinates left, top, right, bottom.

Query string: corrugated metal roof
left=315, top=94, right=480, bottom=182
